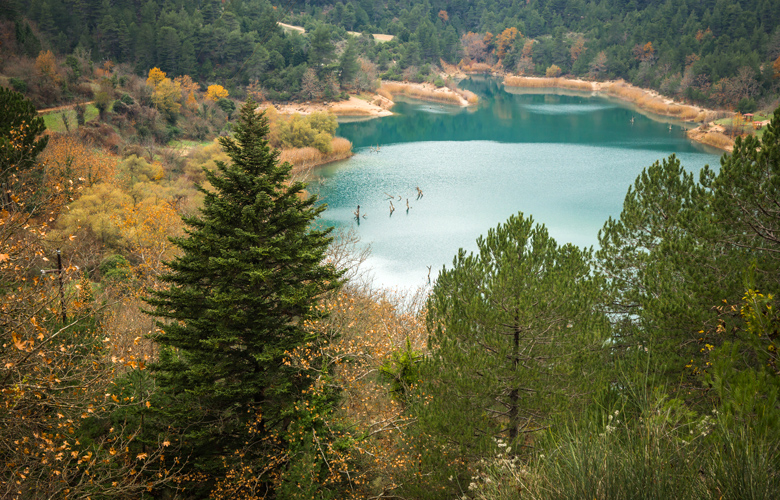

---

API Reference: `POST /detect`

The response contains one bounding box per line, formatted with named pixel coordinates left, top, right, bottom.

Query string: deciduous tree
left=495, top=27, right=520, bottom=60
left=205, top=84, right=229, bottom=101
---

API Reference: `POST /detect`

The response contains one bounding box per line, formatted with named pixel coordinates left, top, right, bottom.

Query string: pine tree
left=337, top=37, right=360, bottom=86
left=0, top=87, right=48, bottom=205
left=702, top=108, right=780, bottom=267
left=409, top=213, right=607, bottom=499
left=145, top=99, right=342, bottom=491
left=308, top=24, right=335, bottom=76
left=597, top=154, right=750, bottom=384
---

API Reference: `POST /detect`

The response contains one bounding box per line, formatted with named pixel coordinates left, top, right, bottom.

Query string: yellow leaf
left=0, top=253, right=9, bottom=262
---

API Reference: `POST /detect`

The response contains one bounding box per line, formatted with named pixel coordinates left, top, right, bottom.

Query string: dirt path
left=278, top=21, right=394, bottom=41
left=37, top=102, right=93, bottom=114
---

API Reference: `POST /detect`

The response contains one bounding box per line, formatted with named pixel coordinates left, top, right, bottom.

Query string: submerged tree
left=145, top=98, right=342, bottom=495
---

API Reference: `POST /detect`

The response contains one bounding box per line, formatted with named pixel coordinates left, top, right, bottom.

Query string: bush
left=216, top=97, right=236, bottom=117
left=9, top=77, right=27, bottom=93
left=112, top=99, right=129, bottom=114
left=272, top=111, right=338, bottom=153
left=100, top=254, right=133, bottom=282
left=736, top=97, right=757, bottom=114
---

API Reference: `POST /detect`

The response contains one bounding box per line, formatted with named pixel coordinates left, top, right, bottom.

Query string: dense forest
left=2, top=0, right=780, bottom=498
left=3, top=0, right=780, bottom=109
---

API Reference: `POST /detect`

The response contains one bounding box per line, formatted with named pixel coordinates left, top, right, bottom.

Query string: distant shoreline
left=499, top=75, right=734, bottom=152
left=269, top=80, right=476, bottom=121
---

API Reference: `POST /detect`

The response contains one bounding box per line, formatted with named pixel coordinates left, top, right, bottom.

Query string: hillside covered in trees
left=3, top=0, right=780, bottom=110
left=3, top=77, right=780, bottom=497
left=2, top=0, right=780, bottom=498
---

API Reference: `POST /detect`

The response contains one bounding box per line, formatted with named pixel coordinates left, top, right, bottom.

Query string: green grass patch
left=715, top=113, right=771, bottom=126
left=84, top=104, right=99, bottom=122
left=42, top=110, right=75, bottom=133
left=41, top=104, right=102, bottom=133
left=712, top=112, right=770, bottom=141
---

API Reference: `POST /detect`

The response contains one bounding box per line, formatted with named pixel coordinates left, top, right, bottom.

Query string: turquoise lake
left=312, top=78, right=723, bottom=290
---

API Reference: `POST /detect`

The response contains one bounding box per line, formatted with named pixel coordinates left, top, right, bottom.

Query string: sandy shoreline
left=500, top=75, right=734, bottom=152
left=270, top=80, right=475, bottom=120
left=268, top=73, right=736, bottom=167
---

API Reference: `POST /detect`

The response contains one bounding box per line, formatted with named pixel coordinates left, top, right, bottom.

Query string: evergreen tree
left=409, top=213, right=607, bottom=499
left=597, top=154, right=748, bottom=386
left=0, top=87, right=48, bottom=190
left=702, top=108, right=780, bottom=273
left=145, top=99, right=342, bottom=491
left=338, top=37, right=360, bottom=85
left=308, top=24, right=336, bottom=76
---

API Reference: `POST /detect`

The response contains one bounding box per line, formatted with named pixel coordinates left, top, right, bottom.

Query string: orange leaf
left=12, top=332, right=26, bottom=350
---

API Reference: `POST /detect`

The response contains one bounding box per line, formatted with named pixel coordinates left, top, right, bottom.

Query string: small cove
left=312, top=78, right=723, bottom=290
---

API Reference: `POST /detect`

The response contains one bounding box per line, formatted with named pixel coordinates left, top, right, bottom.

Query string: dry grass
left=282, top=137, right=353, bottom=172
left=605, top=82, right=702, bottom=120
left=457, top=88, right=479, bottom=104
left=329, top=107, right=375, bottom=116
left=378, top=82, right=466, bottom=105
left=504, top=76, right=595, bottom=91
left=459, top=62, right=493, bottom=73
left=375, top=87, right=393, bottom=101
left=697, top=131, right=734, bottom=150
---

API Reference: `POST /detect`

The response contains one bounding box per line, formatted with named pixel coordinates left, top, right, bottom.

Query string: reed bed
left=605, top=82, right=702, bottom=120
left=375, top=87, right=393, bottom=101
left=459, top=62, right=493, bottom=73
left=696, top=131, right=734, bottom=150
left=378, top=82, right=466, bottom=105
left=457, top=88, right=479, bottom=104
left=281, top=137, right=353, bottom=170
left=331, top=108, right=375, bottom=116
left=503, top=75, right=594, bottom=91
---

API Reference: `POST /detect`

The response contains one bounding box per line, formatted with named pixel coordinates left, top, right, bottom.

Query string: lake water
left=312, top=78, right=723, bottom=290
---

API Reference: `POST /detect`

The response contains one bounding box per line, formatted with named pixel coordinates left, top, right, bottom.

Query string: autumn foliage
left=495, top=27, right=520, bottom=59
left=206, top=84, right=229, bottom=101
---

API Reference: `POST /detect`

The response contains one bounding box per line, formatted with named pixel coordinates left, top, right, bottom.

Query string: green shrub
left=379, top=338, right=421, bottom=400
left=216, top=97, right=236, bottom=117
left=9, top=77, right=27, bottom=93
left=100, top=254, right=133, bottom=282
left=737, top=97, right=757, bottom=114
left=274, top=111, right=337, bottom=153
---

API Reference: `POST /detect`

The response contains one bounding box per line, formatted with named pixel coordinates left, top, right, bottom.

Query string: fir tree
left=145, top=98, right=342, bottom=492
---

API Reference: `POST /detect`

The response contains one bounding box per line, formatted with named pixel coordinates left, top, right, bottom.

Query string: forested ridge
left=4, top=0, right=780, bottom=109
left=2, top=0, right=780, bottom=498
